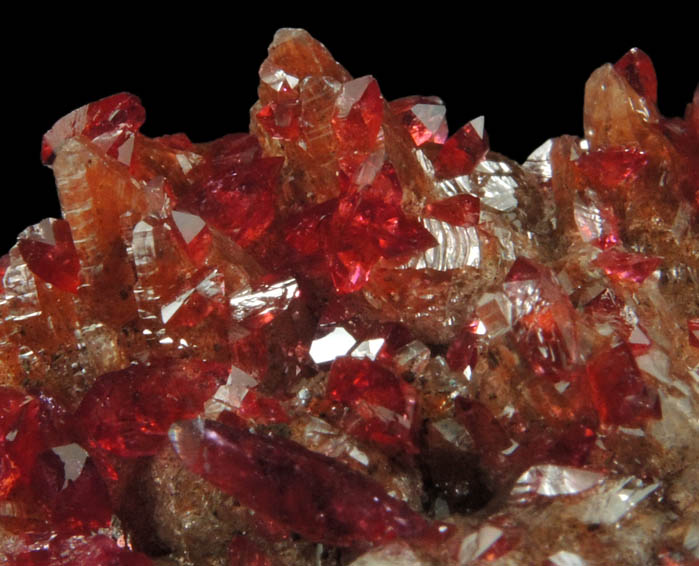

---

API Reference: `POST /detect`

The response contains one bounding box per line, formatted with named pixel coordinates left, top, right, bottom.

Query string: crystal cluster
left=1, top=30, right=698, bottom=566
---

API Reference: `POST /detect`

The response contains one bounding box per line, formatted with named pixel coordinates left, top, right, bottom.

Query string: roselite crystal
left=1, top=29, right=698, bottom=566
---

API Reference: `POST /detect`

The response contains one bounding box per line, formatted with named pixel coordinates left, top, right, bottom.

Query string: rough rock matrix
left=1, top=29, right=698, bottom=566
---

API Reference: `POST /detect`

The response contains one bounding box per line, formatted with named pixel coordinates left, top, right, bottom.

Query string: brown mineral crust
left=128, top=444, right=249, bottom=566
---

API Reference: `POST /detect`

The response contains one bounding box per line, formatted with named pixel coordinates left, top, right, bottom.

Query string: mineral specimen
left=1, top=29, right=698, bottom=566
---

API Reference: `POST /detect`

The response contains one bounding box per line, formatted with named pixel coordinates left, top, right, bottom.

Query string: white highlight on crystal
left=523, top=138, right=554, bottom=183
left=412, top=103, right=447, bottom=138
left=349, top=542, right=426, bottom=566
left=512, top=465, right=604, bottom=498
left=229, top=277, right=299, bottom=323
left=571, top=476, right=660, bottom=525
left=475, top=159, right=518, bottom=212
left=547, top=550, right=588, bottom=566
left=172, top=210, right=206, bottom=244
left=470, top=115, right=485, bottom=139
left=161, top=288, right=196, bottom=324
left=52, top=443, right=90, bottom=489
left=458, top=525, right=503, bottom=565
left=207, top=366, right=259, bottom=418
left=351, top=338, right=385, bottom=361
left=309, top=327, right=356, bottom=364
left=336, top=76, right=372, bottom=118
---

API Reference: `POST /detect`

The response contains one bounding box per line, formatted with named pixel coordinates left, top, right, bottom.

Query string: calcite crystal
left=1, top=29, right=698, bottom=566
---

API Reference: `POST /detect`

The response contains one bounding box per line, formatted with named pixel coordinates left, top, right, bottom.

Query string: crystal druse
left=1, top=29, right=698, bottom=566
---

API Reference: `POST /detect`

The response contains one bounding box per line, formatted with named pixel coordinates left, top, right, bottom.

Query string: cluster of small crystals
left=1, top=29, right=698, bottom=566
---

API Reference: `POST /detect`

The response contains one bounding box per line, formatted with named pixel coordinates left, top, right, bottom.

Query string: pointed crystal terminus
left=169, top=418, right=431, bottom=547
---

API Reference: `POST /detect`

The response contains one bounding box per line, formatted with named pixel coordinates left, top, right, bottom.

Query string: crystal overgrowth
left=1, top=30, right=698, bottom=566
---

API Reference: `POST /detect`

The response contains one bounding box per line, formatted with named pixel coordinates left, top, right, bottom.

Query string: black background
left=4, top=14, right=696, bottom=251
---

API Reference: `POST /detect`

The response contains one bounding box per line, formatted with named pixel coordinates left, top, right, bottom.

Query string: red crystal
left=586, top=343, right=662, bottom=426
left=38, top=454, right=112, bottom=533
left=170, top=418, right=431, bottom=547
left=433, top=116, right=488, bottom=178
left=390, top=95, right=448, bottom=146
left=256, top=101, right=301, bottom=141
left=445, top=326, right=478, bottom=373
left=614, top=48, right=658, bottom=104
left=326, top=357, right=417, bottom=453
left=238, top=390, right=290, bottom=424
left=503, top=258, right=579, bottom=379
left=593, top=247, right=662, bottom=283
left=425, top=194, right=480, bottom=227
left=171, top=210, right=212, bottom=266
left=41, top=92, right=145, bottom=166
left=689, top=318, right=699, bottom=348
left=332, top=76, right=384, bottom=152
left=574, top=146, right=648, bottom=190
left=74, top=359, right=228, bottom=458
left=284, top=164, right=435, bottom=293
left=17, top=219, right=80, bottom=294
left=0, top=388, right=42, bottom=498
left=160, top=269, right=226, bottom=328
left=327, top=357, right=404, bottom=412
left=183, top=135, right=283, bottom=247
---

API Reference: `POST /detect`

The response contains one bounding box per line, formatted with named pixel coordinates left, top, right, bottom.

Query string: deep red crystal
left=614, top=48, right=658, bottom=104
left=586, top=343, right=662, bottom=426
left=256, top=101, right=301, bottom=141
left=445, top=326, right=478, bottom=373
left=284, top=164, right=435, bottom=293
left=433, top=117, right=488, bottom=178
left=593, top=248, right=662, bottom=283
left=688, top=318, right=699, bottom=348
left=41, top=93, right=145, bottom=166
left=0, top=388, right=42, bottom=498
left=390, top=95, right=448, bottom=146
left=17, top=219, right=80, bottom=294
left=238, top=390, right=290, bottom=424
left=183, top=135, right=283, bottom=247
left=332, top=76, right=384, bottom=152
left=74, top=360, right=229, bottom=458
left=326, top=357, right=417, bottom=452
left=43, top=456, right=112, bottom=533
left=170, top=418, right=431, bottom=547
left=575, top=146, right=648, bottom=190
